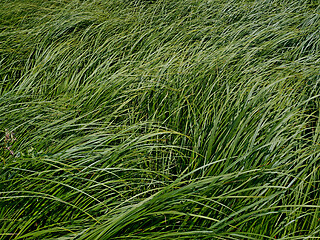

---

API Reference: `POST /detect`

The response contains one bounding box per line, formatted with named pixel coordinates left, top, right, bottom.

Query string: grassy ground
left=1, top=0, right=320, bottom=239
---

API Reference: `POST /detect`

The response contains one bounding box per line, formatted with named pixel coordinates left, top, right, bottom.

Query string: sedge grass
left=1, top=0, right=320, bottom=239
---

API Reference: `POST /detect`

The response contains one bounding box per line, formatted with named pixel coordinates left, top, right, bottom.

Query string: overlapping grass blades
left=1, top=0, right=320, bottom=239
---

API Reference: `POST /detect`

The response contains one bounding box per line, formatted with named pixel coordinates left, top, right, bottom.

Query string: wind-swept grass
left=1, top=0, right=320, bottom=239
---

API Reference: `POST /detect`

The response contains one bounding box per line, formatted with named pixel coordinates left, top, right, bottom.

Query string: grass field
left=1, top=0, right=320, bottom=239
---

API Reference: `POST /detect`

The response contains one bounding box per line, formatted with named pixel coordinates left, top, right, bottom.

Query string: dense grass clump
left=1, top=0, right=320, bottom=239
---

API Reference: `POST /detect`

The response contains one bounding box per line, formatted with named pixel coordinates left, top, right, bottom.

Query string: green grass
left=1, top=0, right=320, bottom=239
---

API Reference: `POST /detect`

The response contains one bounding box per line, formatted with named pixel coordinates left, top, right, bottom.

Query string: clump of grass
left=1, top=0, right=320, bottom=239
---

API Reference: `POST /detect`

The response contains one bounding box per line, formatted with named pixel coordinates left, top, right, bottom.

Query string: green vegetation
left=1, top=0, right=320, bottom=239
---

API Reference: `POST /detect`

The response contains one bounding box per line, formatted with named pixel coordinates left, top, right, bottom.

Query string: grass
left=0, top=0, right=320, bottom=239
